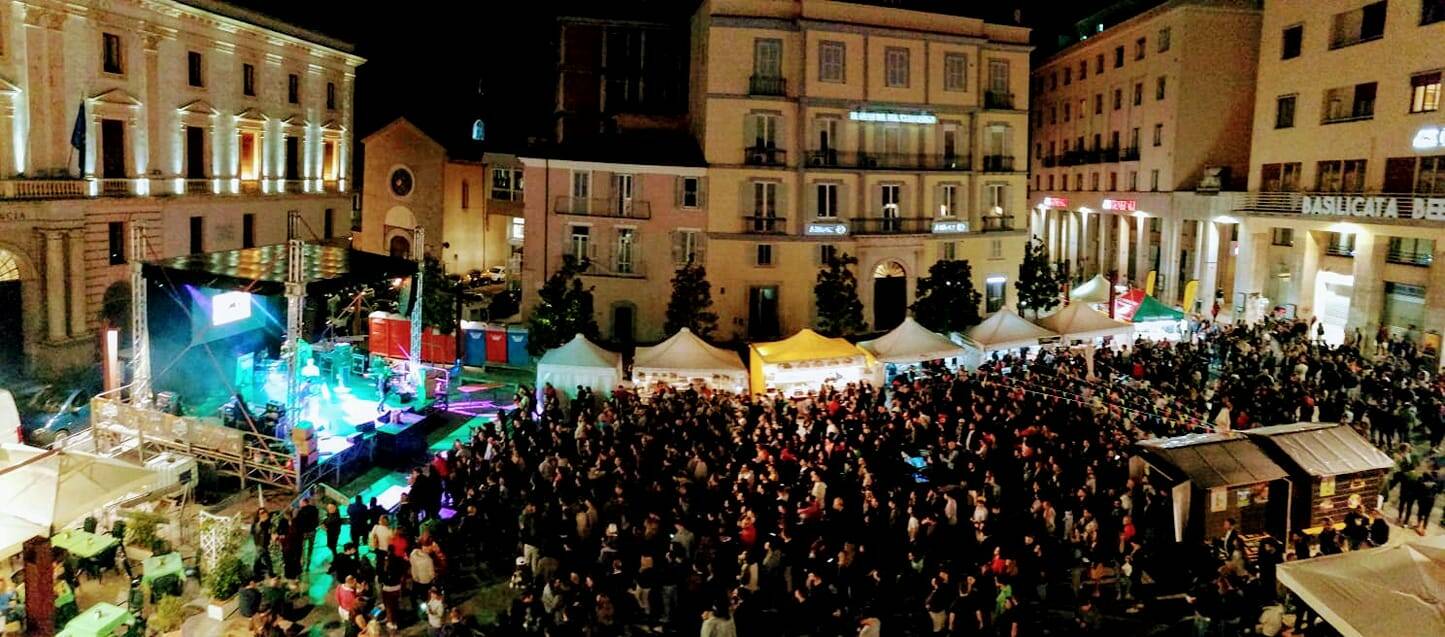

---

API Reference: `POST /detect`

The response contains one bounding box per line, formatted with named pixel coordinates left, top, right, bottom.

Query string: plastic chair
left=149, top=574, right=181, bottom=602
left=110, top=519, right=127, bottom=540
left=83, top=517, right=98, bottom=534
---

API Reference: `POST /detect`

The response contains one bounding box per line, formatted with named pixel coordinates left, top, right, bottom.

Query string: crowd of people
left=236, top=316, right=1444, bottom=637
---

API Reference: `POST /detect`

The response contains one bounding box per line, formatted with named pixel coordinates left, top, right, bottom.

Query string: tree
left=1017, top=236, right=1063, bottom=318
left=665, top=259, right=719, bottom=338
left=527, top=255, right=599, bottom=355
left=420, top=255, right=461, bottom=333
left=911, top=259, right=983, bottom=332
left=814, top=251, right=868, bottom=336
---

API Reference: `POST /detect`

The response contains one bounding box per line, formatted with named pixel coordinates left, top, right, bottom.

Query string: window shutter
left=776, top=182, right=788, bottom=218
left=674, top=177, right=684, bottom=207
left=698, top=177, right=708, bottom=208
left=933, top=183, right=944, bottom=217
left=744, top=115, right=758, bottom=149
left=696, top=235, right=706, bottom=264
left=671, top=231, right=683, bottom=265
left=609, top=173, right=620, bottom=199
left=805, top=182, right=818, bottom=218
left=742, top=181, right=756, bottom=221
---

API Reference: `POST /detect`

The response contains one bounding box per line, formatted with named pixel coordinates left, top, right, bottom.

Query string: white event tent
left=632, top=328, right=748, bottom=395
left=0, top=444, right=160, bottom=559
left=1069, top=274, right=1112, bottom=304
left=536, top=333, right=624, bottom=398
left=859, top=317, right=969, bottom=380
left=964, top=308, right=1059, bottom=354
left=1277, top=535, right=1445, bottom=637
left=1037, top=302, right=1134, bottom=342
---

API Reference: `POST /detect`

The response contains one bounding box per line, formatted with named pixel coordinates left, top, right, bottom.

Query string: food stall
left=632, top=328, right=748, bottom=395
left=960, top=308, right=1060, bottom=367
left=748, top=329, right=876, bottom=397
left=1242, top=422, right=1393, bottom=535
left=857, top=317, right=969, bottom=382
left=535, top=334, right=623, bottom=399
left=1133, top=432, right=1290, bottom=543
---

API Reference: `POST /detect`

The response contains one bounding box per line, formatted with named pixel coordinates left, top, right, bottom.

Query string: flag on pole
left=70, top=102, right=86, bottom=155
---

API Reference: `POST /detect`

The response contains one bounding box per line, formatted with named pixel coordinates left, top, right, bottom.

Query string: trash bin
left=506, top=325, right=531, bottom=367
left=485, top=325, right=508, bottom=363
left=461, top=321, right=487, bottom=366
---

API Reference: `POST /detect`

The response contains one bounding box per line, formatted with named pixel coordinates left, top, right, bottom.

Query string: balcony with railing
left=982, top=155, right=1016, bottom=172
left=984, top=91, right=1015, bottom=109
left=979, top=216, right=1017, bottom=232
left=239, top=179, right=262, bottom=195
left=0, top=179, right=88, bottom=199
left=749, top=75, right=787, bottom=96
left=0, top=175, right=346, bottom=201
left=184, top=179, right=211, bottom=195
left=1120, top=146, right=1140, bottom=161
left=1101, top=146, right=1120, bottom=163
left=581, top=257, right=647, bottom=278
left=99, top=179, right=135, bottom=197
left=1040, top=155, right=1057, bottom=168
left=554, top=196, right=653, bottom=219
left=1325, top=244, right=1355, bottom=258
left=1386, top=248, right=1433, bottom=267
left=744, top=146, right=787, bottom=167
left=804, top=150, right=971, bottom=171
left=1059, top=150, right=1085, bottom=167
left=742, top=215, right=786, bottom=234
left=1236, top=191, right=1445, bottom=221
left=280, top=179, right=307, bottom=194
left=852, top=216, right=933, bottom=235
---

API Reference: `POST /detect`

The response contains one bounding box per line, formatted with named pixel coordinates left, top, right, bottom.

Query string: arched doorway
left=0, top=250, right=24, bottom=377
left=873, top=260, right=907, bottom=331
left=389, top=235, right=412, bottom=259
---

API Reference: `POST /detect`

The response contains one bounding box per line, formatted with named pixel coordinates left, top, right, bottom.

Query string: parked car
left=484, top=265, right=508, bottom=283
left=21, top=385, right=95, bottom=446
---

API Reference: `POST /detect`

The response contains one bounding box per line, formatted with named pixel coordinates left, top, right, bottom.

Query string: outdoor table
left=140, top=552, right=184, bottom=588
left=56, top=602, right=132, bottom=637
left=50, top=530, right=119, bottom=560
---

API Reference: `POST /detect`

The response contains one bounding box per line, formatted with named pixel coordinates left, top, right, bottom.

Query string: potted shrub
left=147, top=595, right=191, bottom=637
left=123, top=511, right=168, bottom=560
left=203, top=554, right=248, bottom=620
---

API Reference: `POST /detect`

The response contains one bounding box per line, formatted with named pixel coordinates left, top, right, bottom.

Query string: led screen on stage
left=189, top=286, right=270, bottom=345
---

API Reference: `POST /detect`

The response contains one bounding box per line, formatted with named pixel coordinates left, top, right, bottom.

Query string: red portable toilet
left=387, top=316, right=413, bottom=358
left=368, top=312, right=394, bottom=357
left=485, top=325, right=508, bottom=363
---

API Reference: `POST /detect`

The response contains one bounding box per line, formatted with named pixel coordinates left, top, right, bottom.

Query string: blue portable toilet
left=506, top=324, right=531, bottom=367
left=461, top=321, right=488, bottom=366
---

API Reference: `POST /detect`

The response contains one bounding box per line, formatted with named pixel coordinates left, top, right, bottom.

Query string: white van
left=0, top=389, right=19, bottom=445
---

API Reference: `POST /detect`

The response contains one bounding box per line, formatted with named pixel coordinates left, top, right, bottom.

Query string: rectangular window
left=985, top=276, right=1007, bottom=312
left=571, top=170, right=591, bottom=212
left=1388, top=237, right=1435, bottom=265
left=1091, top=173, right=1100, bottom=191
left=1079, top=60, right=1087, bottom=80
left=885, top=47, right=910, bottom=87
left=941, top=242, right=956, bottom=261
left=1130, top=127, right=1140, bottom=150
left=1047, top=174, right=1055, bottom=190
left=1276, top=95, right=1297, bottom=128
left=570, top=225, right=591, bottom=261
left=1282, top=24, right=1303, bottom=59
left=326, top=82, right=336, bottom=110
left=939, top=183, right=958, bottom=216
left=187, top=51, right=204, bottom=87
left=986, top=182, right=1007, bottom=213
left=819, top=243, right=838, bottom=266
left=756, top=244, right=774, bottom=266
left=675, top=230, right=702, bottom=265
left=752, top=181, right=778, bottom=222
left=1135, top=37, right=1146, bottom=60
left=988, top=59, right=1010, bottom=94
left=1113, top=89, right=1122, bottom=111
left=1417, top=156, right=1445, bottom=194
left=681, top=177, right=701, bottom=208
left=1330, top=1, right=1387, bottom=49
left=242, top=63, right=256, bottom=97
left=242, top=213, right=256, bottom=248
left=1094, top=93, right=1103, bottom=114
left=1150, top=169, right=1160, bottom=191
left=1156, top=76, right=1167, bottom=100
left=1095, top=54, right=1104, bottom=75
left=1322, top=82, right=1377, bottom=122
left=1109, top=172, right=1118, bottom=191
left=990, top=240, right=1003, bottom=260
left=189, top=216, right=204, bottom=254
left=288, top=74, right=299, bottom=104
left=1327, top=232, right=1357, bottom=257
left=1128, top=171, right=1138, bottom=191
left=323, top=209, right=334, bottom=240
left=1411, top=72, right=1442, bottom=113
left=1158, top=27, right=1171, bottom=52
left=816, top=183, right=838, bottom=218
left=1153, top=123, right=1163, bottom=146
left=1063, top=102, right=1071, bottom=122
left=819, top=41, right=845, bottom=83
left=1133, top=82, right=1143, bottom=106
left=754, top=38, right=782, bottom=78
left=1114, top=46, right=1124, bottom=68
left=1260, top=162, right=1303, bottom=191
left=1315, top=159, right=1369, bottom=192
left=944, top=53, right=967, bottom=91
left=746, top=112, right=778, bottom=149
left=1272, top=228, right=1295, bottom=247
left=108, top=221, right=126, bottom=265
left=103, top=33, right=124, bottom=74
left=1064, top=67, right=1072, bottom=86
left=614, top=228, right=636, bottom=274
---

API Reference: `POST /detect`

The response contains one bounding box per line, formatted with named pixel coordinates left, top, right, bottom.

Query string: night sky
left=226, top=0, right=1124, bottom=154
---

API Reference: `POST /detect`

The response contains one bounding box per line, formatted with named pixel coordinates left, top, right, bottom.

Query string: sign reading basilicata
left=1300, top=195, right=1445, bottom=220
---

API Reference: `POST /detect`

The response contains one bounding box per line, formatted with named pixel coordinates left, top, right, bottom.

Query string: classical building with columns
left=1230, top=0, right=1445, bottom=345
left=1027, top=0, right=1260, bottom=310
left=0, top=0, right=361, bottom=377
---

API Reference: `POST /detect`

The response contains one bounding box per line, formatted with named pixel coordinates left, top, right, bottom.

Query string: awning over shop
left=1278, top=535, right=1445, bottom=637
left=858, top=317, right=969, bottom=364
left=1243, top=422, right=1393, bottom=477
left=963, top=308, right=1059, bottom=352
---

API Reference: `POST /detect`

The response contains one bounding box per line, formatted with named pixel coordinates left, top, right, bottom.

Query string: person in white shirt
left=425, top=587, right=445, bottom=636
left=368, top=516, right=393, bottom=554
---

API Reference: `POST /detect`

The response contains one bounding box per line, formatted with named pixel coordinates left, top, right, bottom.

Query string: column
left=1065, top=212, right=1079, bottom=273
left=1116, top=215, right=1130, bottom=281
left=23, top=8, right=53, bottom=172
left=1159, top=216, right=1182, bottom=304
left=1199, top=221, right=1221, bottom=315
left=1047, top=211, right=1060, bottom=260
left=143, top=32, right=163, bottom=187
left=1422, top=246, right=1445, bottom=367
left=1297, top=230, right=1321, bottom=318
left=42, top=230, right=65, bottom=342
left=1097, top=213, right=1110, bottom=276
left=1078, top=211, right=1092, bottom=276
left=1232, top=220, right=1270, bottom=323
left=1134, top=214, right=1149, bottom=290
left=1346, top=231, right=1388, bottom=336
left=67, top=229, right=86, bottom=337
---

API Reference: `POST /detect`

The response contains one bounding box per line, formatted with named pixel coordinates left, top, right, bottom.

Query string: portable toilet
left=368, top=311, right=394, bottom=357
left=485, top=324, right=509, bottom=363
left=461, top=321, right=488, bottom=366
left=506, top=324, right=531, bottom=367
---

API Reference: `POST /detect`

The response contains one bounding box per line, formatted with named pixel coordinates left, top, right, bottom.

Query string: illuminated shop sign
left=805, top=222, right=849, bottom=236
left=848, top=111, right=938, bottom=125
left=931, top=221, right=970, bottom=234
left=1041, top=196, right=1069, bottom=208
left=1102, top=199, right=1137, bottom=212
left=1300, top=195, right=1445, bottom=220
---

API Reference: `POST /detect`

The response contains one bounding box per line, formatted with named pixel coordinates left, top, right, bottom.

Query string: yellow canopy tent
left=748, top=329, right=876, bottom=396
